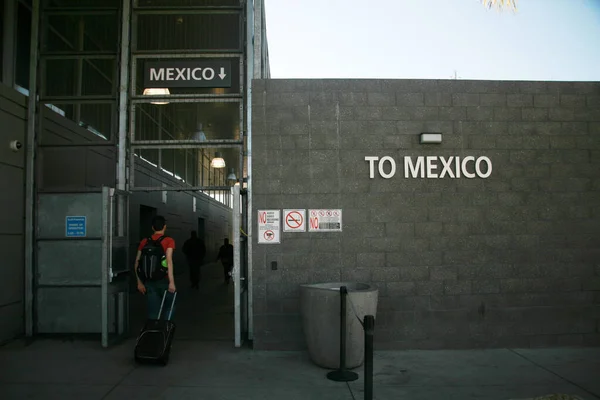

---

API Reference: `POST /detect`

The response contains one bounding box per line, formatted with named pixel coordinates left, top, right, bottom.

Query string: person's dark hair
left=224, top=238, right=229, bottom=244
left=191, top=230, right=197, bottom=237
left=152, top=215, right=166, bottom=231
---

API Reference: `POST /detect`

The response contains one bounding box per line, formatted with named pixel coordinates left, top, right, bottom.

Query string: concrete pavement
left=1, top=338, right=599, bottom=399
left=1, top=263, right=598, bottom=399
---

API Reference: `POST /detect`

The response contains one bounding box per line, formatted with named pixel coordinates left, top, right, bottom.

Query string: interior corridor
left=130, top=261, right=235, bottom=342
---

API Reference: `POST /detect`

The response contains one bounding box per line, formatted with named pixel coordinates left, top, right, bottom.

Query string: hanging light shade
left=142, top=88, right=170, bottom=105
left=226, top=168, right=237, bottom=182
left=211, top=152, right=226, bottom=168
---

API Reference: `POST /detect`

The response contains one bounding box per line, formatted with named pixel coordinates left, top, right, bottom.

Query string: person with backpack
left=134, top=215, right=177, bottom=319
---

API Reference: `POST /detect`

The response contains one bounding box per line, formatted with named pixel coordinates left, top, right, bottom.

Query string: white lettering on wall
left=404, top=156, right=425, bottom=178
left=367, top=156, right=493, bottom=179
left=378, top=156, right=396, bottom=179
left=365, top=156, right=379, bottom=178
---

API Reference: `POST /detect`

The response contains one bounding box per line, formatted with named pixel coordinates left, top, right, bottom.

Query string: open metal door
left=101, top=187, right=131, bottom=348
left=232, top=184, right=248, bottom=347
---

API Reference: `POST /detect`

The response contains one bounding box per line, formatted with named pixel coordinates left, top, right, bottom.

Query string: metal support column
left=117, top=0, right=131, bottom=237
left=245, top=0, right=255, bottom=341
left=25, top=0, right=41, bottom=338
left=232, top=184, right=242, bottom=347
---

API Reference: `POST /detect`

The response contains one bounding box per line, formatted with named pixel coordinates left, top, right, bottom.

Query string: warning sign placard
left=308, top=209, right=342, bottom=232
left=283, top=209, right=306, bottom=232
left=257, top=210, right=281, bottom=244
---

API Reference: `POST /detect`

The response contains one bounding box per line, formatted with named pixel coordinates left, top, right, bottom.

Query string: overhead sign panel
left=143, top=60, right=232, bottom=88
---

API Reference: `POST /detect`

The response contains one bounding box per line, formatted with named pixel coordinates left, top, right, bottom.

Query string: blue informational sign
left=65, top=216, right=87, bottom=237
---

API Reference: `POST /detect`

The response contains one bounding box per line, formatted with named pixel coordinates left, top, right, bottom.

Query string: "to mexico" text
left=365, top=156, right=493, bottom=179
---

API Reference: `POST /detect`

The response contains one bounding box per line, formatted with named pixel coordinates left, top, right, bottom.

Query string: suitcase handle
left=157, top=290, right=177, bottom=321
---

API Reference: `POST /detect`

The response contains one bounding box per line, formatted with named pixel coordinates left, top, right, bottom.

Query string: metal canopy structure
left=19, top=0, right=270, bottom=348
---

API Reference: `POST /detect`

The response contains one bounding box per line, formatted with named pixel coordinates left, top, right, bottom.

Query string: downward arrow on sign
left=219, top=67, right=226, bottom=80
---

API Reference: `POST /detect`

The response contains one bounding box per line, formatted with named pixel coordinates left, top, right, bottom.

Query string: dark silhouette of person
left=182, top=231, right=206, bottom=289
left=216, top=238, right=234, bottom=284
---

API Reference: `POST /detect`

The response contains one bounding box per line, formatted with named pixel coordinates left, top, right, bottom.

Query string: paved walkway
left=1, top=263, right=598, bottom=399
left=1, top=339, right=599, bottom=399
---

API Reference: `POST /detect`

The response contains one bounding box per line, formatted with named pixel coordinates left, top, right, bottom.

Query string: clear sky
left=263, top=0, right=600, bottom=81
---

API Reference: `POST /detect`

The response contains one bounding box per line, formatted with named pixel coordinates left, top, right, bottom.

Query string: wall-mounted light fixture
left=211, top=151, right=226, bottom=168
left=419, top=132, right=443, bottom=144
left=142, top=88, right=170, bottom=105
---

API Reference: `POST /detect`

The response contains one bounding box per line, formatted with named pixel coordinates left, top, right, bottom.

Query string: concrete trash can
left=300, top=282, right=378, bottom=369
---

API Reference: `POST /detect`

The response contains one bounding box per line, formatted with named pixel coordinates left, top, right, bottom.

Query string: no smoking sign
left=283, top=209, right=306, bottom=232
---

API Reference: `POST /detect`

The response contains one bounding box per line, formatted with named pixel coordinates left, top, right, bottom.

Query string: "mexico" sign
left=143, top=60, right=232, bottom=88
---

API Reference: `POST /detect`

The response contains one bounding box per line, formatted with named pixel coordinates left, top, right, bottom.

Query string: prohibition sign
left=264, top=230, right=275, bottom=241
left=285, top=211, right=303, bottom=229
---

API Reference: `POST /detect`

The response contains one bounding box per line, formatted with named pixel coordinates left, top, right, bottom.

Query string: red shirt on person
left=138, top=233, right=176, bottom=253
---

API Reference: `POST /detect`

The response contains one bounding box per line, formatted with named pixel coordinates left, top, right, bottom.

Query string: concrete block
left=382, top=79, right=438, bottom=93
left=522, top=135, right=550, bottom=149
left=387, top=282, right=416, bottom=296
left=493, top=107, right=522, bottom=121
left=266, top=92, right=309, bottom=106
left=367, top=92, right=395, bottom=106
left=507, top=94, right=533, bottom=107
left=588, top=95, right=600, bottom=107
left=424, top=93, right=452, bottom=106
left=309, top=92, right=338, bottom=106
left=550, top=108, right=575, bottom=121
left=310, top=104, right=339, bottom=121
left=500, top=278, right=582, bottom=293
left=522, top=108, right=549, bottom=121
left=266, top=80, right=297, bottom=92
left=311, top=268, right=342, bottom=282
left=574, top=108, right=600, bottom=121
left=371, top=267, right=401, bottom=281
left=415, top=281, right=444, bottom=295
left=444, top=280, right=472, bottom=295
left=472, top=280, right=501, bottom=294
left=338, top=92, right=367, bottom=106
left=356, top=252, right=385, bottom=268
left=467, top=107, right=494, bottom=121
left=519, top=81, right=548, bottom=93
left=560, top=94, right=587, bottom=107
left=355, top=106, right=385, bottom=121
left=439, top=107, right=467, bottom=120
left=341, top=268, right=371, bottom=282
left=385, top=222, right=415, bottom=237
left=415, top=222, right=443, bottom=237
left=399, top=265, right=430, bottom=280
left=430, top=266, right=458, bottom=280
left=452, top=93, right=479, bottom=106
left=562, top=121, right=588, bottom=135
left=464, top=80, right=520, bottom=93
left=436, top=79, right=467, bottom=92
left=396, top=93, right=424, bottom=106
left=534, top=94, right=559, bottom=107
left=266, top=106, right=309, bottom=123
left=430, top=295, right=462, bottom=310
left=468, top=136, right=496, bottom=149
left=550, top=136, right=578, bottom=149
left=480, top=94, right=506, bottom=106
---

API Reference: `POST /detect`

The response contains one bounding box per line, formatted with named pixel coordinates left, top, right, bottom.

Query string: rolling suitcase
left=134, top=290, right=177, bottom=366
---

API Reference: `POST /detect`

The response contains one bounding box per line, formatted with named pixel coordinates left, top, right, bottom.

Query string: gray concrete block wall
left=251, top=78, right=600, bottom=350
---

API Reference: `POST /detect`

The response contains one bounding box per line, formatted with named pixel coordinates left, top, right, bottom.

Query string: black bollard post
left=327, top=286, right=359, bottom=382
left=363, top=315, right=375, bottom=400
